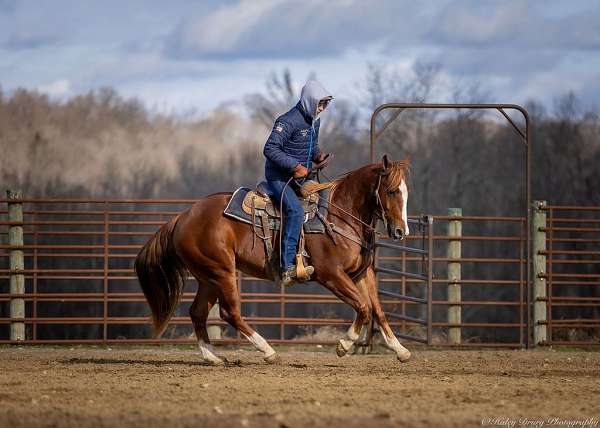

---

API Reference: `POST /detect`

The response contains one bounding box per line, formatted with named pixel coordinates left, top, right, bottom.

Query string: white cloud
left=429, top=0, right=600, bottom=50
left=2, top=0, right=600, bottom=114
left=175, top=0, right=284, bottom=54
left=165, top=0, right=433, bottom=59
left=37, top=79, right=71, bottom=97
left=429, top=1, right=530, bottom=46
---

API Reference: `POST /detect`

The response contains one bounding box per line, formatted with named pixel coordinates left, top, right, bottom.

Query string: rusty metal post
left=236, top=271, right=242, bottom=344
left=33, top=212, right=38, bottom=340
left=426, top=216, right=433, bottom=345
left=280, top=275, right=285, bottom=341
left=7, top=190, right=25, bottom=341
left=103, top=202, right=109, bottom=343
left=447, top=208, right=462, bottom=345
left=518, top=217, right=525, bottom=346
left=532, top=201, right=547, bottom=345
left=401, top=242, right=406, bottom=335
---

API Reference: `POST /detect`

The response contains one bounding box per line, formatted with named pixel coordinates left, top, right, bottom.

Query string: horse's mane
left=333, top=159, right=410, bottom=190
left=385, top=159, right=411, bottom=190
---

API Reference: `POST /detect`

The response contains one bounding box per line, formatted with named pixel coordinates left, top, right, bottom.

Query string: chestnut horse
left=135, top=155, right=412, bottom=364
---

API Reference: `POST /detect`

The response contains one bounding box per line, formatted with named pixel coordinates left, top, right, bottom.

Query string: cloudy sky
left=1, top=0, right=599, bottom=115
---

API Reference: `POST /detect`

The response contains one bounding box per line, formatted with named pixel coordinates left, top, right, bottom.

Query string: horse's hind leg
left=216, top=271, right=280, bottom=364
left=189, top=280, right=223, bottom=365
left=360, top=267, right=411, bottom=362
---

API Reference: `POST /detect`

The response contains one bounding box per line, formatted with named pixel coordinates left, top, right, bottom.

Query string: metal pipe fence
left=377, top=213, right=527, bottom=347
left=537, top=205, right=600, bottom=346
left=1, top=198, right=598, bottom=347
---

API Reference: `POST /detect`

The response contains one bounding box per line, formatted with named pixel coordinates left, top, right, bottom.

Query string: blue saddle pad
left=223, top=187, right=329, bottom=233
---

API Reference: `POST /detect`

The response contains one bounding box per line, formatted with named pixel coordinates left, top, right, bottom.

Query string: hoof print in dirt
left=223, top=358, right=242, bottom=367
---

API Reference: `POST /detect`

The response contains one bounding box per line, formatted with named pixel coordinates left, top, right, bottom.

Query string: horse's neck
left=331, top=169, right=376, bottom=230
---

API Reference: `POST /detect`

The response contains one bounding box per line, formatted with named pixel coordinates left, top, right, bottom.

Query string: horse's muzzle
left=388, top=222, right=405, bottom=241
left=393, top=227, right=405, bottom=241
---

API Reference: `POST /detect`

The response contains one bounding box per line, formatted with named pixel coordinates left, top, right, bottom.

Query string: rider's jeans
left=267, top=180, right=303, bottom=270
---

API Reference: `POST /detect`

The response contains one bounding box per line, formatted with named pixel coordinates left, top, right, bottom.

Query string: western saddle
left=242, top=180, right=333, bottom=281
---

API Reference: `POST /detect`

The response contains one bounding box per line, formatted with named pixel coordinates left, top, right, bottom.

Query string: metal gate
left=363, top=215, right=433, bottom=347
left=534, top=204, right=600, bottom=346
left=369, top=103, right=532, bottom=347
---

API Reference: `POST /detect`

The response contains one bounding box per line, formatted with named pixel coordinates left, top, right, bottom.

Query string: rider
left=263, top=79, right=333, bottom=287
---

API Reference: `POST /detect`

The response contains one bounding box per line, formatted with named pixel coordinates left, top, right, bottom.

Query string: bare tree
left=245, top=69, right=297, bottom=128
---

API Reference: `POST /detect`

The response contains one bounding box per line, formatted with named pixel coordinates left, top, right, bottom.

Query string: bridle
left=316, top=167, right=398, bottom=281
left=373, top=169, right=391, bottom=232
left=319, top=168, right=394, bottom=236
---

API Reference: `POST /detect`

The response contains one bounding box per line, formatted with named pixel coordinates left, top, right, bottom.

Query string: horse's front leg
left=320, top=268, right=372, bottom=357
left=358, top=267, right=411, bottom=362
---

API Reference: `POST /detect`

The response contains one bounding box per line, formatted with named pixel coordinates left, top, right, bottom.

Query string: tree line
left=1, top=66, right=598, bottom=214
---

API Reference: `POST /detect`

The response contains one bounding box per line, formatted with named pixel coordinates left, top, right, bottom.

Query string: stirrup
left=295, top=254, right=314, bottom=282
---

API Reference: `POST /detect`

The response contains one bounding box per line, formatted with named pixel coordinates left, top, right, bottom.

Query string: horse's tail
left=135, top=215, right=187, bottom=338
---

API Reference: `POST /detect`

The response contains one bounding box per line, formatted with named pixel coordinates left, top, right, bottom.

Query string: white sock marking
left=198, top=340, right=223, bottom=364
left=346, top=320, right=360, bottom=341
left=243, top=331, right=276, bottom=358
left=338, top=319, right=360, bottom=352
left=380, top=327, right=410, bottom=358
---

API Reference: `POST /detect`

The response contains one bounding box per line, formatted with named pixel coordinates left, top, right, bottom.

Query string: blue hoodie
left=263, top=80, right=333, bottom=181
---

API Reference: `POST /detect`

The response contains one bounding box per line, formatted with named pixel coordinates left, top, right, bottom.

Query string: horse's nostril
left=395, top=227, right=404, bottom=240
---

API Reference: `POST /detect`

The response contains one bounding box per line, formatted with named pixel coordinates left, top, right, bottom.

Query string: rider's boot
left=280, top=264, right=314, bottom=287
left=280, top=266, right=297, bottom=287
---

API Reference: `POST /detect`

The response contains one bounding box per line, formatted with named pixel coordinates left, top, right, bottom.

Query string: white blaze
left=400, top=179, right=409, bottom=236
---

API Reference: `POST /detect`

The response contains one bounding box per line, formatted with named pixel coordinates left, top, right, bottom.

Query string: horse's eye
left=387, top=189, right=399, bottom=196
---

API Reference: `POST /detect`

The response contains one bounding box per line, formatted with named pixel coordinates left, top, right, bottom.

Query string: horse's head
left=375, top=154, right=410, bottom=240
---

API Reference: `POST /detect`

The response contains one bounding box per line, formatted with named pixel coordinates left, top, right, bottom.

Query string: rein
left=317, top=169, right=386, bottom=280
left=325, top=199, right=378, bottom=233
left=318, top=169, right=391, bottom=238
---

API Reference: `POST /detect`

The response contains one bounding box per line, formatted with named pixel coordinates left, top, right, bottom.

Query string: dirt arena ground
left=0, top=345, right=598, bottom=428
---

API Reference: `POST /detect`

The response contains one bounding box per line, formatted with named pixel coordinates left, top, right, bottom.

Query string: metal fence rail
left=1, top=197, right=598, bottom=347
left=376, top=213, right=528, bottom=347
left=538, top=205, right=600, bottom=345
left=373, top=216, right=433, bottom=345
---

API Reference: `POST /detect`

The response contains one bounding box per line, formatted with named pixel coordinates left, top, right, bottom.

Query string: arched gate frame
left=370, top=103, right=531, bottom=348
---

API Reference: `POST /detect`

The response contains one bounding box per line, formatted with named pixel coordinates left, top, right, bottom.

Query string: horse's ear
left=382, top=154, right=391, bottom=171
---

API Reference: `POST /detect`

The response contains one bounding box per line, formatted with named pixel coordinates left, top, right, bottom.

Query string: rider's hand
left=293, top=163, right=309, bottom=178
left=313, top=152, right=332, bottom=170
left=313, top=152, right=328, bottom=163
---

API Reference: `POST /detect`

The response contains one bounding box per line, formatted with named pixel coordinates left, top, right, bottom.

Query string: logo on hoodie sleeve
left=275, top=122, right=284, bottom=133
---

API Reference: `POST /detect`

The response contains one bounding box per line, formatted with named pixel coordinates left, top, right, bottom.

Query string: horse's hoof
left=336, top=339, right=352, bottom=357
left=397, top=349, right=411, bottom=363
left=202, top=357, right=225, bottom=366
left=264, top=353, right=281, bottom=364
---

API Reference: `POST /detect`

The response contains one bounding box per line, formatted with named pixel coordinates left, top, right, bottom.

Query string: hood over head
left=299, top=80, right=333, bottom=120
